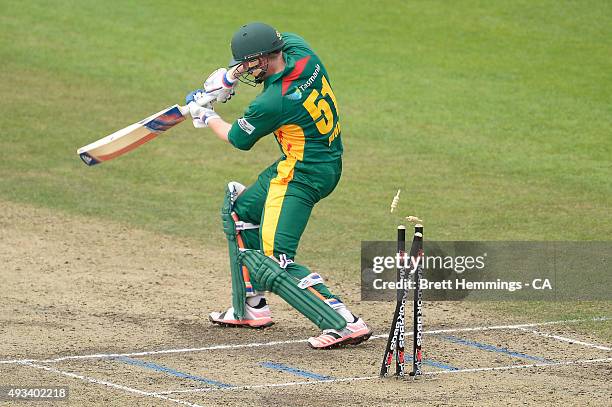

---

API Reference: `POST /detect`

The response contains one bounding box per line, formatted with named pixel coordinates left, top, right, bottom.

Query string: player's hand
left=188, top=102, right=219, bottom=128
left=185, top=89, right=203, bottom=105
left=185, top=89, right=215, bottom=107
left=204, top=68, right=238, bottom=103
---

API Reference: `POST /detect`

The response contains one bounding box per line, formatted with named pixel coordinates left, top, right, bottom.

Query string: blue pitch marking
left=259, top=362, right=334, bottom=380
left=440, top=335, right=550, bottom=362
left=406, top=356, right=459, bottom=371
left=115, top=357, right=233, bottom=388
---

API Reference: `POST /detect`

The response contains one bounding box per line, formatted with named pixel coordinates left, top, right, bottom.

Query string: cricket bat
left=78, top=67, right=238, bottom=166
left=77, top=104, right=193, bottom=166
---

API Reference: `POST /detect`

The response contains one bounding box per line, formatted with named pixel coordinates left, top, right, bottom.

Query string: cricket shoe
left=308, top=317, right=372, bottom=349
left=209, top=303, right=274, bottom=329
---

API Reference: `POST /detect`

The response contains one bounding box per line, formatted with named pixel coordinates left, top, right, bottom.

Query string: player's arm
left=184, top=67, right=239, bottom=143
left=186, top=96, right=280, bottom=149
left=225, top=97, right=280, bottom=150
left=184, top=97, right=232, bottom=143
left=186, top=72, right=280, bottom=149
left=207, top=117, right=232, bottom=143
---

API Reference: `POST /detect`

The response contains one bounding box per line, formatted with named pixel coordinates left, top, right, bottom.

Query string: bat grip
left=178, top=105, right=190, bottom=116
left=179, top=92, right=216, bottom=116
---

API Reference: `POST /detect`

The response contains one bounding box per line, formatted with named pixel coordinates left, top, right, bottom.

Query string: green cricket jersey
left=228, top=33, right=343, bottom=173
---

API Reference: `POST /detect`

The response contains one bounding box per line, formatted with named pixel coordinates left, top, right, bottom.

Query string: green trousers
left=233, top=157, right=342, bottom=299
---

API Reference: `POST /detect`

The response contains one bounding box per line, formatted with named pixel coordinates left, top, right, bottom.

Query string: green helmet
left=229, top=22, right=284, bottom=67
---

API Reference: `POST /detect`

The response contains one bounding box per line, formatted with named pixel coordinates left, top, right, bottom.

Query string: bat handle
left=178, top=105, right=190, bottom=116
left=180, top=91, right=217, bottom=116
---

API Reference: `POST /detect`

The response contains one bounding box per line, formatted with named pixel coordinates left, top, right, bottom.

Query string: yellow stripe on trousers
left=262, top=157, right=297, bottom=256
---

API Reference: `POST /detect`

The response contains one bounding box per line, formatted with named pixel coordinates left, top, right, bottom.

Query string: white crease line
left=425, top=357, right=612, bottom=375
left=516, top=327, right=611, bottom=351
left=155, top=357, right=612, bottom=395
left=2, top=339, right=310, bottom=365
left=1, top=316, right=608, bottom=365
left=350, top=316, right=612, bottom=341
left=20, top=361, right=205, bottom=407
left=155, top=376, right=379, bottom=395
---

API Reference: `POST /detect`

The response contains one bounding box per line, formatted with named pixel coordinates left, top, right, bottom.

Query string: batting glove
left=185, top=89, right=216, bottom=108
left=185, top=89, right=203, bottom=105
left=188, top=101, right=219, bottom=128
left=204, top=68, right=238, bottom=103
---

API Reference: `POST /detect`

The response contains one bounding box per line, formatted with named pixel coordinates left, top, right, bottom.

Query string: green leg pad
left=221, top=185, right=246, bottom=320
left=239, top=228, right=266, bottom=292
left=284, top=263, right=339, bottom=301
left=238, top=250, right=347, bottom=331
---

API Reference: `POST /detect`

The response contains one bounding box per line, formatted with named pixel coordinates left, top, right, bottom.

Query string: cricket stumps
left=380, top=222, right=424, bottom=379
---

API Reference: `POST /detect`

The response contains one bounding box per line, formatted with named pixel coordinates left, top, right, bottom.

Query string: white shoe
left=209, top=303, right=274, bottom=329
left=308, top=318, right=372, bottom=349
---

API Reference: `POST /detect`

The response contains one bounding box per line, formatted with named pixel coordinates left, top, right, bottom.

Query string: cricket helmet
left=229, top=22, right=284, bottom=67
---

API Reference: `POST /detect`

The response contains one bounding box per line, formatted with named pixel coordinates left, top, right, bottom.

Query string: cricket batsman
left=185, top=22, right=371, bottom=348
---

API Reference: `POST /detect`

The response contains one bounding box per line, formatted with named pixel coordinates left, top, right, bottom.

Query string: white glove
left=204, top=68, right=238, bottom=103
left=194, top=90, right=215, bottom=108
left=188, top=101, right=219, bottom=128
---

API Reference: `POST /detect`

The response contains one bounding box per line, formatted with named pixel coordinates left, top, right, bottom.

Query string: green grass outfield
left=1, top=1, right=610, bottom=327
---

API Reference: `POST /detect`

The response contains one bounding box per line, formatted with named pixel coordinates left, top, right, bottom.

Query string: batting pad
left=239, top=249, right=347, bottom=331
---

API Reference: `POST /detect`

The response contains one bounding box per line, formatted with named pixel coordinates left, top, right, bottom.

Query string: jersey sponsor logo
left=237, top=117, right=255, bottom=134
left=285, top=87, right=302, bottom=100
left=298, top=64, right=320, bottom=92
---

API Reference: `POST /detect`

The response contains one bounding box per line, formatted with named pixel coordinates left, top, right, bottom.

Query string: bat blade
left=77, top=104, right=188, bottom=166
